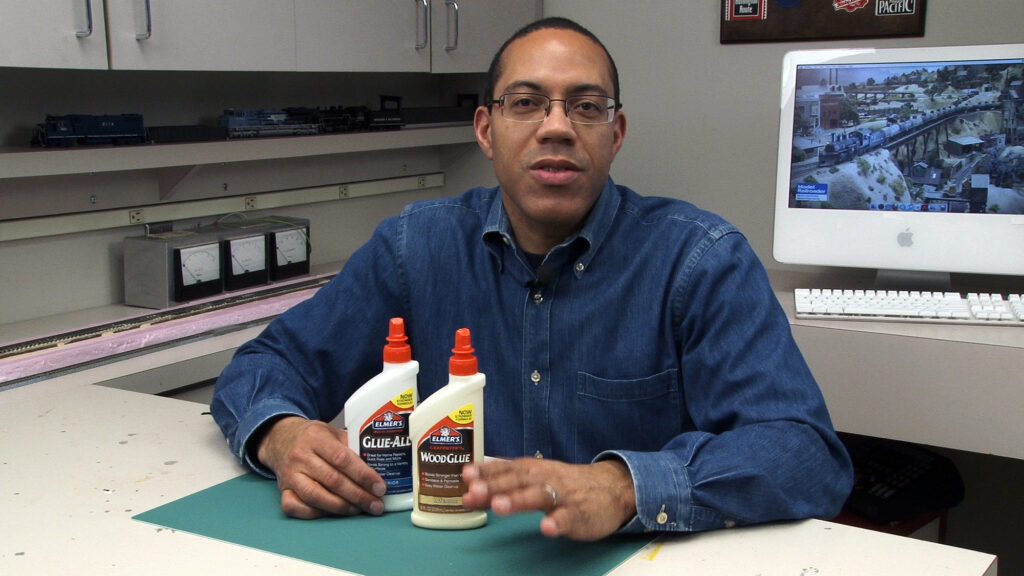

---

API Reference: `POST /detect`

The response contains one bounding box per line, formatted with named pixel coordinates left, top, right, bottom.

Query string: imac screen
left=774, top=44, right=1024, bottom=278
left=789, top=52, right=1023, bottom=214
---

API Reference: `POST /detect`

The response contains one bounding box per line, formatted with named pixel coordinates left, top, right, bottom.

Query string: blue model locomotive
left=220, top=109, right=321, bottom=138
left=31, top=114, right=147, bottom=147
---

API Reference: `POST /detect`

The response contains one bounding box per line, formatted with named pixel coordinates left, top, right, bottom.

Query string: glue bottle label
left=416, top=403, right=475, bottom=513
left=359, top=387, right=415, bottom=495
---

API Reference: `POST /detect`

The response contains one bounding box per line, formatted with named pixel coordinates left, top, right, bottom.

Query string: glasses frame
left=487, top=92, right=622, bottom=125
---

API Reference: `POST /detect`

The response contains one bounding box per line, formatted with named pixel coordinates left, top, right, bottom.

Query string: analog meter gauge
left=224, top=234, right=269, bottom=291
left=122, top=216, right=308, bottom=309
left=174, top=241, right=223, bottom=301
left=270, top=225, right=310, bottom=280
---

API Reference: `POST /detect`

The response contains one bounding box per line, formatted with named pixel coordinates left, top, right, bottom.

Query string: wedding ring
left=543, top=483, right=558, bottom=508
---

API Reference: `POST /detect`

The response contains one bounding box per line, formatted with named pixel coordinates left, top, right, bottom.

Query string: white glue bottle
left=344, top=317, right=419, bottom=512
left=409, top=327, right=487, bottom=529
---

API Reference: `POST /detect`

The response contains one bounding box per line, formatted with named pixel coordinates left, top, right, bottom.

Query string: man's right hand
left=255, top=416, right=387, bottom=519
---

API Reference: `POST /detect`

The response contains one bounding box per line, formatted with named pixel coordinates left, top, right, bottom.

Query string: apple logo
left=897, top=227, right=914, bottom=247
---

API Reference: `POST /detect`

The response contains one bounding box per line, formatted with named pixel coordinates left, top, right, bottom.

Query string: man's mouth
left=529, top=158, right=582, bottom=183
left=531, top=163, right=581, bottom=185
left=531, top=155, right=580, bottom=169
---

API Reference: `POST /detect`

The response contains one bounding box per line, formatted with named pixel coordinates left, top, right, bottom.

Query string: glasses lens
left=566, top=96, right=616, bottom=124
left=497, top=93, right=617, bottom=124
left=501, top=93, right=548, bottom=122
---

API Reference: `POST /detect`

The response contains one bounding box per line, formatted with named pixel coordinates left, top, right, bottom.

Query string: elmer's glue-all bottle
left=344, top=317, right=419, bottom=512
left=409, top=327, right=487, bottom=529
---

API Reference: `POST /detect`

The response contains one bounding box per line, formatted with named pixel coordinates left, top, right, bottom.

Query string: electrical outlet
left=417, top=176, right=427, bottom=188
left=244, top=197, right=257, bottom=210
left=129, top=209, right=145, bottom=224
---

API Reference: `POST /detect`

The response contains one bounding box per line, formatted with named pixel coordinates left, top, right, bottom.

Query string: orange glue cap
left=383, top=317, right=412, bottom=363
left=449, top=328, right=478, bottom=376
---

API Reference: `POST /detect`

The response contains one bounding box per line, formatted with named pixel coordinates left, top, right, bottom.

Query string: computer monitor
left=773, top=43, right=1024, bottom=289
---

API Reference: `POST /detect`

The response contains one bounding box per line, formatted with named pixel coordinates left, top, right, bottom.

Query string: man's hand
left=256, top=416, right=387, bottom=519
left=461, top=458, right=636, bottom=541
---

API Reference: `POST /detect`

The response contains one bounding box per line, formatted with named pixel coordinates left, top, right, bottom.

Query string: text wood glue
left=343, top=317, right=419, bottom=512
left=409, top=327, right=487, bottom=529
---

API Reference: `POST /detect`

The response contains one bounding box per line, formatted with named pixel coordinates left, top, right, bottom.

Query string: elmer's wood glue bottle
left=344, top=317, right=419, bottom=512
left=409, top=327, right=487, bottom=529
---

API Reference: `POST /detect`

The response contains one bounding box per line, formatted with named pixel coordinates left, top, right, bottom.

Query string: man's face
left=474, top=28, right=626, bottom=254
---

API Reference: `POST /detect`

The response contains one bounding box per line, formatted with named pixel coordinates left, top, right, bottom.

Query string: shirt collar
left=482, top=177, right=621, bottom=279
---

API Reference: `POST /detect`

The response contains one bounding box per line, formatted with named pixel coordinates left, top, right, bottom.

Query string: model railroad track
left=0, top=276, right=332, bottom=360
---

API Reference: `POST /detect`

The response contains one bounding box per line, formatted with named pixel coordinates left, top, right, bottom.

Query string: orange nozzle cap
left=449, top=327, right=478, bottom=376
left=383, top=317, right=412, bottom=364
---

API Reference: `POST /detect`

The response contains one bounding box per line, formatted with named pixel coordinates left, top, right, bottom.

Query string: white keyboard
left=794, top=289, right=1024, bottom=326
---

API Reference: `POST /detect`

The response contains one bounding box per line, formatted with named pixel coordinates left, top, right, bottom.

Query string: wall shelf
left=0, top=124, right=476, bottom=180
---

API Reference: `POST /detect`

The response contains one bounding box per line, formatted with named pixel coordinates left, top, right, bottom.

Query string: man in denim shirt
left=211, top=17, right=853, bottom=541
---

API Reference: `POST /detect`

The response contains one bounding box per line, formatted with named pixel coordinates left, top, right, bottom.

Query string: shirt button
left=656, top=505, right=669, bottom=525
left=530, top=370, right=541, bottom=384
left=534, top=450, right=544, bottom=459
left=575, top=262, right=585, bottom=273
left=532, top=291, right=543, bottom=304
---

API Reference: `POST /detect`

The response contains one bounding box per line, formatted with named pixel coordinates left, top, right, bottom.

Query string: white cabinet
left=296, top=0, right=541, bottom=73
left=0, top=0, right=109, bottom=69
left=295, top=0, right=430, bottom=72
left=0, top=0, right=539, bottom=73
left=105, top=0, right=297, bottom=71
left=429, top=0, right=541, bottom=73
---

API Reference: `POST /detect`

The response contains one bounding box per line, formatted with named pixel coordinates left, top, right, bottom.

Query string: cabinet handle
left=444, top=0, right=459, bottom=51
left=136, top=0, right=152, bottom=40
left=414, top=0, right=429, bottom=50
left=75, top=0, right=93, bottom=38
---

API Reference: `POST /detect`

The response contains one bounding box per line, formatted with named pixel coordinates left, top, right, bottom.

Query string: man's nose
left=537, top=101, right=576, bottom=136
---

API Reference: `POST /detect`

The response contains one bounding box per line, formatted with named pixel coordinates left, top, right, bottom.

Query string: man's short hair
left=484, top=17, right=620, bottom=105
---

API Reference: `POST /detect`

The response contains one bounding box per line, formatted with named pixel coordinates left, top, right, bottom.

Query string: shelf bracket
left=156, top=165, right=202, bottom=200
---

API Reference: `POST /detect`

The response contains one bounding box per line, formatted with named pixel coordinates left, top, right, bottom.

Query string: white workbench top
left=0, top=354, right=998, bottom=575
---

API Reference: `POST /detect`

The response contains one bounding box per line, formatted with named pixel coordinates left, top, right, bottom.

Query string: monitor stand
left=874, top=269, right=952, bottom=292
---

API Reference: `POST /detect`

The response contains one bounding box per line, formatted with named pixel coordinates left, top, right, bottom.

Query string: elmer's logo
left=371, top=411, right=406, bottom=431
left=429, top=426, right=463, bottom=445
left=876, top=0, right=916, bottom=16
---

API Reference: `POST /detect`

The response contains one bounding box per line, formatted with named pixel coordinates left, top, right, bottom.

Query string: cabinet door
left=105, top=0, right=296, bottom=71
left=429, top=0, right=540, bottom=74
left=295, top=0, right=430, bottom=72
left=0, top=0, right=108, bottom=69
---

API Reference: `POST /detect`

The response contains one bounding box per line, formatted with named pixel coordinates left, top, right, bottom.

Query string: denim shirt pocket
left=575, top=369, right=682, bottom=460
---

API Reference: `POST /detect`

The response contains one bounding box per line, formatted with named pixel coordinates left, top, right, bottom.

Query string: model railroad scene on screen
left=789, top=58, right=1024, bottom=215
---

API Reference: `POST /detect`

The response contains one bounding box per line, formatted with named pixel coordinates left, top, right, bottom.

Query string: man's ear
left=474, top=105, right=495, bottom=160
left=610, top=110, right=626, bottom=159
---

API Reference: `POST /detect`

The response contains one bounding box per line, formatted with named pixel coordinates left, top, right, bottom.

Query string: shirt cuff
left=595, top=449, right=691, bottom=533
left=232, top=401, right=307, bottom=479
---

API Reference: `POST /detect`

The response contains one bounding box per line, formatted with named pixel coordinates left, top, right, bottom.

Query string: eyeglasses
left=487, top=92, right=621, bottom=125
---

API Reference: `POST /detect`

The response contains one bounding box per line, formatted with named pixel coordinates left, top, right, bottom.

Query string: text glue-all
left=409, top=327, right=487, bottom=529
left=343, top=317, right=419, bottom=512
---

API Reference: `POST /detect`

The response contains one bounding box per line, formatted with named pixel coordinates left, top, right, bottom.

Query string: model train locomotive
left=31, top=98, right=405, bottom=148
left=31, top=113, right=147, bottom=147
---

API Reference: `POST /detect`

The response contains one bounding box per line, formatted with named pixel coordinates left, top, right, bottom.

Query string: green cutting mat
left=134, top=474, right=655, bottom=576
